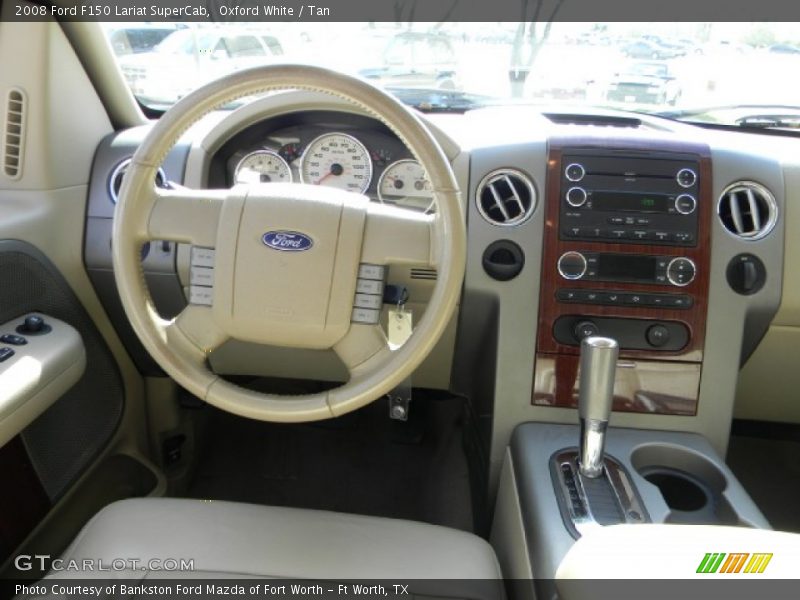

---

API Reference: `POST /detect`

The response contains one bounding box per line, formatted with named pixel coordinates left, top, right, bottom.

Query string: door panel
left=0, top=15, right=156, bottom=568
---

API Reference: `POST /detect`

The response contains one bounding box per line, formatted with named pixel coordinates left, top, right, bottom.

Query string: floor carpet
left=184, top=392, right=474, bottom=532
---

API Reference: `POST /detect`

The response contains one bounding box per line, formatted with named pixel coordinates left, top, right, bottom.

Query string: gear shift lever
left=578, top=336, right=619, bottom=478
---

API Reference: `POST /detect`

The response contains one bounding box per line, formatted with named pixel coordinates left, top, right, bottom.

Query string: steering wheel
left=112, top=65, right=466, bottom=422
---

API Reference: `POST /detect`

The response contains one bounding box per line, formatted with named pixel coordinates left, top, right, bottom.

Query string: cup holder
left=631, top=444, right=740, bottom=525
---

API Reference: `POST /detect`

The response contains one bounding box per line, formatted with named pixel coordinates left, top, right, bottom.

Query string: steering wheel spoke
left=147, top=185, right=226, bottom=246
left=361, top=202, right=436, bottom=267
left=333, top=323, right=392, bottom=376
left=164, top=304, right=229, bottom=359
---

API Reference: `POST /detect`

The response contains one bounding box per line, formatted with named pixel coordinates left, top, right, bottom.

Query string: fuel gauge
left=377, top=159, right=434, bottom=212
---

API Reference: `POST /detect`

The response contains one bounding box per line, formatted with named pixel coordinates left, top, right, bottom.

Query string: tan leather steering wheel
left=112, top=65, right=466, bottom=422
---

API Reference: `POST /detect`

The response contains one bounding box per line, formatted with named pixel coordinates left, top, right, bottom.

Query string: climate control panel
left=556, top=251, right=696, bottom=287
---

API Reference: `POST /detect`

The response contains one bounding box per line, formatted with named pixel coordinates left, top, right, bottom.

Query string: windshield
left=152, top=30, right=219, bottom=55
left=106, top=22, right=800, bottom=126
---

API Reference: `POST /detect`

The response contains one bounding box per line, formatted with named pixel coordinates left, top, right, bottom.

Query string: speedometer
left=235, top=150, right=292, bottom=185
left=377, top=159, right=434, bottom=212
left=299, top=133, right=372, bottom=193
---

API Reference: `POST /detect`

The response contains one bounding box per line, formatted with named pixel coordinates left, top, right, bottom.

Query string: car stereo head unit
left=560, top=153, right=700, bottom=246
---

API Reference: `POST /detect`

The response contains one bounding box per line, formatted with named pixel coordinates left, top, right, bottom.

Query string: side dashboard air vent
left=543, top=113, right=643, bottom=128
left=108, top=158, right=168, bottom=204
left=718, top=181, right=778, bottom=241
left=3, top=88, right=26, bottom=179
left=476, top=169, right=536, bottom=226
left=410, top=268, right=437, bottom=281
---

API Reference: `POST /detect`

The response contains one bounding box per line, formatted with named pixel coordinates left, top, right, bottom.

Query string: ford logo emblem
left=261, top=231, right=314, bottom=252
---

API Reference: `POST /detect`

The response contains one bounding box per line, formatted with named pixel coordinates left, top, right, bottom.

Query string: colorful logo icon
left=696, top=552, right=773, bottom=574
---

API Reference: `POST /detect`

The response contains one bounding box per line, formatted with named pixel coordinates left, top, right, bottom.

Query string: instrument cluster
left=217, top=111, right=435, bottom=213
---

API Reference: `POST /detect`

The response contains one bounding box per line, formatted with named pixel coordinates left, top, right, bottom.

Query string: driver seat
left=52, top=498, right=502, bottom=583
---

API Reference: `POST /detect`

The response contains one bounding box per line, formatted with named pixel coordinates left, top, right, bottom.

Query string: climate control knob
left=565, top=186, right=588, bottom=207
left=666, top=257, right=696, bottom=287
left=558, top=251, right=588, bottom=280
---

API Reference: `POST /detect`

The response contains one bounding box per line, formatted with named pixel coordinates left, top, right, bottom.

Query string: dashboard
left=83, top=92, right=793, bottom=458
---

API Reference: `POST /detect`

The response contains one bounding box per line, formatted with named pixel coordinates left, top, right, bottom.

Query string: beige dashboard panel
left=735, top=162, right=800, bottom=422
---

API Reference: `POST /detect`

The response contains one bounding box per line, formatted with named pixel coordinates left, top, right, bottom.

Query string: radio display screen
left=592, top=191, right=670, bottom=213
left=597, top=254, right=656, bottom=281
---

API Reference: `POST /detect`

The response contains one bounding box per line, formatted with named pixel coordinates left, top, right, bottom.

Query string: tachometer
left=235, top=150, right=292, bottom=185
left=300, top=133, right=372, bottom=193
left=377, top=159, right=434, bottom=212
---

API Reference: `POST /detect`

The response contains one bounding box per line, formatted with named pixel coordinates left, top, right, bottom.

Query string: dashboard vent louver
left=717, top=182, right=778, bottom=241
left=410, top=268, right=437, bottom=281
left=3, top=88, right=26, bottom=179
left=108, top=158, right=168, bottom=204
left=476, top=169, right=536, bottom=226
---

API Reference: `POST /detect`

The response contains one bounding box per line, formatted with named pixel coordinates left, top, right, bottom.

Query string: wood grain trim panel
left=533, top=136, right=712, bottom=414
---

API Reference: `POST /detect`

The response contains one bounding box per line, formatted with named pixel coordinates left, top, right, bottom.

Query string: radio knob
left=565, top=163, right=586, bottom=182
left=565, top=186, right=588, bottom=207
left=675, top=194, right=697, bottom=215
left=666, top=257, right=696, bottom=287
left=676, top=168, right=697, bottom=188
left=558, top=251, right=588, bottom=280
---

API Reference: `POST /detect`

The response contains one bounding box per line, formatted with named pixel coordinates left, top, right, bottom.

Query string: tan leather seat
left=55, top=498, right=502, bottom=584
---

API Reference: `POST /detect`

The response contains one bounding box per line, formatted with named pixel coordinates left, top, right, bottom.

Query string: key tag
left=388, top=302, right=413, bottom=350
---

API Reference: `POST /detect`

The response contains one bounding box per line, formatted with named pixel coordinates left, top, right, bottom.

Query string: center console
left=485, top=133, right=780, bottom=596
left=493, top=334, right=769, bottom=594
left=534, top=139, right=712, bottom=416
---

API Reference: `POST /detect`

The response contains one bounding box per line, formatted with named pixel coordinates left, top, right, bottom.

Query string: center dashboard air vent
left=108, top=158, right=168, bottom=204
left=476, top=169, right=536, bottom=226
left=717, top=181, right=777, bottom=241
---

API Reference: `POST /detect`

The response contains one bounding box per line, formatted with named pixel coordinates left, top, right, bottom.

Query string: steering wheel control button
left=666, top=257, right=697, bottom=287
left=351, top=263, right=386, bottom=324
left=189, top=286, right=214, bottom=306
left=354, top=293, right=383, bottom=310
left=190, top=246, right=216, bottom=268
left=356, top=279, right=384, bottom=295
left=16, top=315, right=51, bottom=335
left=357, top=264, right=386, bottom=280
left=351, top=307, right=381, bottom=324
left=676, top=168, right=697, bottom=188
left=565, top=163, right=586, bottom=182
left=565, top=187, right=588, bottom=208
left=189, top=246, right=215, bottom=305
left=189, top=267, right=215, bottom=287
left=646, top=324, right=671, bottom=348
left=0, top=347, right=14, bottom=362
left=558, top=251, right=587, bottom=280
left=675, top=194, right=697, bottom=215
left=0, top=334, right=27, bottom=345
